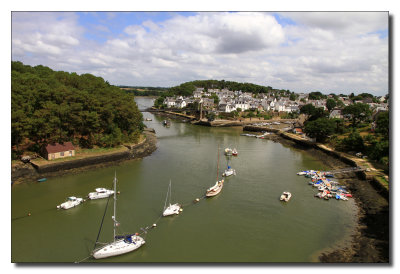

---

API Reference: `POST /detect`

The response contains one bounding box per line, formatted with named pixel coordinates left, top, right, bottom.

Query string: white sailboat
left=206, top=145, right=224, bottom=197
left=162, top=180, right=182, bottom=217
left=92, top=173, right=145, bottom=259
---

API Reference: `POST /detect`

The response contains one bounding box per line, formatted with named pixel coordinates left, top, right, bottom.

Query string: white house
left=163, top=97, right=176, bottom=108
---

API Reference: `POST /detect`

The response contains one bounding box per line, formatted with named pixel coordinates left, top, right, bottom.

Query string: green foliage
left=154, top=97, right=165, bottom=109
left=326, top=98, right=336, bottom=112
left=308, top=91, right=327, bottom=100
left=337, top=131, right=365, bottom=152
left=375, top=111, right=389, bottom=139
left=304, top=118, right=336, bottom=142
left=300, top=104, right=316, bottom=116
left=342, top=103, right=371, bottom=127
left=210, top=93, right=219, bottom=105
left=11, top=61, right=144, bottom=151
left=300, top=104, right=326, bottom=121
left=367, top=140, right=389, bottom=162
left=289, top=92, right=297, bottom=101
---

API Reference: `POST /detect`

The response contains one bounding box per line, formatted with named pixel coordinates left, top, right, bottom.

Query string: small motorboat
left=224, top=148, right=233, bottom=156
left=37, top=178, right=47, bottom=182
left=57, top=196, right=84, bottom=209
left=222, top=166, right=236, bottom=177
left=88, top=188, right=114, bottom=200
left=280, top=192, right=292, bottom=202
left=232, top=148, right=238, bottom=156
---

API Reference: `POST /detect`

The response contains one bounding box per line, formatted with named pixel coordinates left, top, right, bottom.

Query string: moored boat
left=57, top=196, right=84, bottom=209
left=280, top=192, right=292, bottom=202
left=92, top=172, right=145, bottom=259
left=224, top=148, right=233, bottom=156
left=88, top=188, right=114, bottom=200
left=163, top=180, right=182, bottom=216
left=206, top=145, right=224, bottom=197
left=232, top=148, right=238, bottom=156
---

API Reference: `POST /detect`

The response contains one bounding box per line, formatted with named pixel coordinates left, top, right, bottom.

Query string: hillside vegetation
left=11, top=61, right=143, bottom=156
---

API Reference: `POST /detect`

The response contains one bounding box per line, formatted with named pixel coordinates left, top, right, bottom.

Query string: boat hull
left=163, top=203, right=182, bottom=216
left=88, top=191, right=114, bottom=200
left=206, top=180, right=224, bottom=197
left=93, top=236, right=145, bottom=259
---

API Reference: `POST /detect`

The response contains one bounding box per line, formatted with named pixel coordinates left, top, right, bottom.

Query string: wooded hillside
left=11, top=61, right=143, bottom=155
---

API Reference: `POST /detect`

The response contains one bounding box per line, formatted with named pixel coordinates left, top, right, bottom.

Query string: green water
left=11, top=98, right=358, bottom=263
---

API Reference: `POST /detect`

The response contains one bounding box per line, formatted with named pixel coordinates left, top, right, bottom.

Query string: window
left=60, top=152, right=64, bottom=156
left=69, top=150, right=72, bottom=156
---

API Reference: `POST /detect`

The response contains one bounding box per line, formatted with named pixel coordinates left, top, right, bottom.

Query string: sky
left=12, top=11, right=389, bottom=95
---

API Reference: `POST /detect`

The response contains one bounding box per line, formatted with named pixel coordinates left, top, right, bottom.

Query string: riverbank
left=269, top=133, right=389, bottom=263
left=11, top=128, right=157, bottom=184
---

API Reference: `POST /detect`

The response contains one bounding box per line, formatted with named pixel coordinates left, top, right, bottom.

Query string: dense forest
left=11, top=61, right=143, bottom=156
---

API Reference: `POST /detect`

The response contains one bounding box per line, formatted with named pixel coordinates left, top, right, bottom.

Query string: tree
left=300, top=104, right=316, bottom=116
left=375, top=111, right=389, bottom=139
left=339, top=131, right=365, bottom=152
left=342, top=103, right=371, bottom=127
left=304, top=118, right=336, bottom=142
left=326, top=98, right=337, bottom=112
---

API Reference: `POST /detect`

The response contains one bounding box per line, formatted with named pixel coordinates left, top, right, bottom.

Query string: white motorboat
left=163, top=181, right=182, bottom=217
left=92, top=173, right=145, bottom=259
left=222, top=166, right=236, bottom=177
left=280, top=192, right=292, bottom=202
left=57, top=196, right=84, bottom=209
left=224, top=148, right=233, bottom=156
left=88, top=188, right=114, bottom=200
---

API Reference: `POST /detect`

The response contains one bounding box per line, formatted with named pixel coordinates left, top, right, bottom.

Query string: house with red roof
left=42, top=142, right=75, bottom=160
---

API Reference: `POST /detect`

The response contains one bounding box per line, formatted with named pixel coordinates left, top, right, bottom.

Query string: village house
left=43, top=142, right=75, bottom=160
left=163, top=97, right=176, bottom=108
left=329, top=109, right=343, bottom=119
left=202, top=98, right=215, bottom=109
left=175, top=98, right=187, bottom=108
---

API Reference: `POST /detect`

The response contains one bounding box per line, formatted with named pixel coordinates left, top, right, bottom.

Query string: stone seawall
left=11, top=129, right=157, bottom=184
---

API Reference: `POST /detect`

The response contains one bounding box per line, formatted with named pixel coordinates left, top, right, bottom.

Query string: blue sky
left=12, top=11, right=389, bottom=95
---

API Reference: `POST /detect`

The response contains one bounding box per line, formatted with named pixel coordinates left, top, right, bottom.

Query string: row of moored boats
left=297, top=170, right=353, bottom=201
left=56, top=188, right=115, bottom=209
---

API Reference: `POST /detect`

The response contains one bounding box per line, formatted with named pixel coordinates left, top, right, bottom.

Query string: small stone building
left=43, top=142, right=75, bottom=160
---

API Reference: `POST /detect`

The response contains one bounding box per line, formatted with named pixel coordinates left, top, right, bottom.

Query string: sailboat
left=206, top=146, right=224, bottom=197
left=92, top=173, right=145, bottom=259
left=162, top=180, right=182, bottom=216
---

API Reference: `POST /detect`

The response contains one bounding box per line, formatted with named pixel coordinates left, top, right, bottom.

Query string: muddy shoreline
left=269, top=134, right=389, bottom=263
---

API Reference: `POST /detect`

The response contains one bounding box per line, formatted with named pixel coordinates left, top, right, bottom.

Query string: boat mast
left=217, top=144, right=220, bottom=182
left=113, top=171, right=117, bottom=242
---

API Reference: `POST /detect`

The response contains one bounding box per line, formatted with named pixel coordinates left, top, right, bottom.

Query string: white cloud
left=11, top=11, right=388, bottom=96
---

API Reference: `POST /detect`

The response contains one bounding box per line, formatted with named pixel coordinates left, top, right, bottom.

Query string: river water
left=11, top=97, right=358, bottom=263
